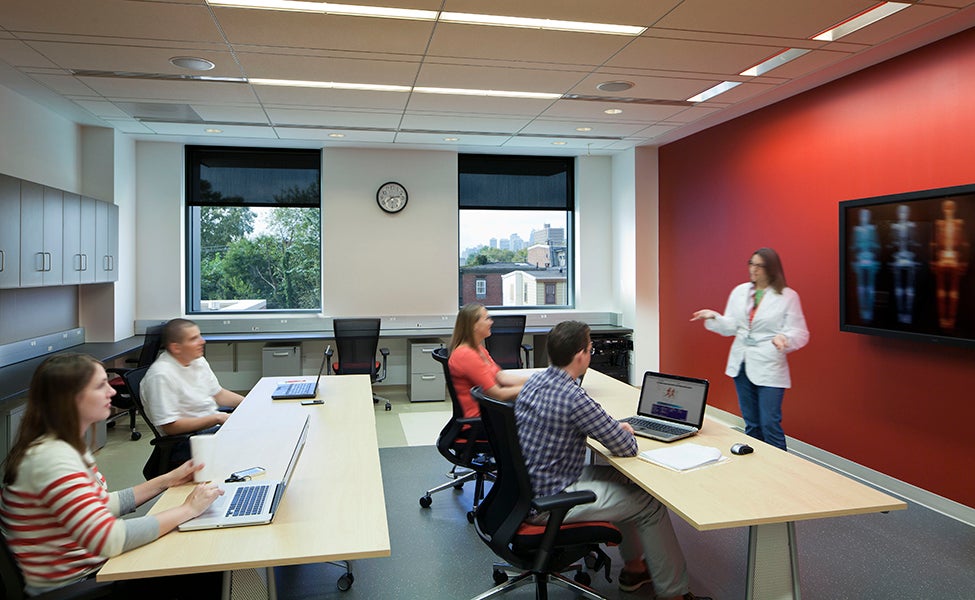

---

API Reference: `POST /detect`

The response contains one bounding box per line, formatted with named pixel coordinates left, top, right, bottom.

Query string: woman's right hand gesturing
left=690, top=309, right=718, bottom=321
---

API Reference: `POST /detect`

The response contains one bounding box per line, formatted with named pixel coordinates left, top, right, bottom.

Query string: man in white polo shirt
left=142, top=318, right=245, bottom=469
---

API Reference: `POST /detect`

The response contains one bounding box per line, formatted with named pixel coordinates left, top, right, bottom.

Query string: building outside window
left=458, top=154, right=573, bottom=308
left=185, top=146, right=322, bottom=313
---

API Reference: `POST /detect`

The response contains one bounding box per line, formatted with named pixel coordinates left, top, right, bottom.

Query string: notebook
left=620, top=371, right=710, bottom=443
left=271, top=347, right=329, bottom=400
left=178, top=415, right=310, bottom=531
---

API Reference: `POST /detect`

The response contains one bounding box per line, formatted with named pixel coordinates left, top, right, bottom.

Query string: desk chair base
left=471, top=563, right=607, bottom=600
left=373, top=394, right=391, bottom=411
left=420, top=468, right=495, bottom=522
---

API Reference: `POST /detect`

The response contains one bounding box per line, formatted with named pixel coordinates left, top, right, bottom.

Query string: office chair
left=120, top=367, right=195, bottom=480
left=1, top=535, right=114, bottom=600
left=418, top=347, right=496, bottom=523
left=104, top=325, right=164, bottom=441
left=483, top=315, right=533, bottom=370
left=330, top=318, right=391, bottom=411
left=471, top=387, right=620, bottom=600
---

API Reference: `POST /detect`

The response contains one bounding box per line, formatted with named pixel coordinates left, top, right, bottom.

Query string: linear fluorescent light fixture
left=438, top=12, right=646, bottom=35
left=413, top=86, right=561, bottom=99
left=813, top=2, right=911, bottom=42
left=740, top=48, right=811, bottom=77
left=206, top=0, right=438, bottom=20
left=249, top=78, right=411, bottom=92
left=205, top=1, right=645, bottom=35
left=687, top=81, right=742, bottom=103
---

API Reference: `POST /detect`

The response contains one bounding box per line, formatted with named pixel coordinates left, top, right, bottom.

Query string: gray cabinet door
left=62, top=192, right=81, bottom=284
left=20, top=183, right=64, bottom=286
left=79, top=196, right=97, bottom=284
left=0, top=175, right=20, bottom=288
left=95, top=201, right=119, bottom=282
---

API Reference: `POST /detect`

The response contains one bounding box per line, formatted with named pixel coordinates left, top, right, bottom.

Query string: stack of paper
left=639, top=443, right=724, bottom=472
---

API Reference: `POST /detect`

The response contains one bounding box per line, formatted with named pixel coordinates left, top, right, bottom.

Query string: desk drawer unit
left=408, top=338, right=445, bottom=402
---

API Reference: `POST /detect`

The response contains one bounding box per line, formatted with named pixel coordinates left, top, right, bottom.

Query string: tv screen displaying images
left=839, top=184, right=974, bottom=349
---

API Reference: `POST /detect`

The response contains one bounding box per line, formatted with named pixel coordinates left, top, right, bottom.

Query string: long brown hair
left=3, top=353, right=98, bottom=485
left=753, top=247, right=787, bottom=294
left=449, top=303, right=485, bottom=352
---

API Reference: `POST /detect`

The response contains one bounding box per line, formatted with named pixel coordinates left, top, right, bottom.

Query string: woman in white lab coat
left=691, top=248, right=809, bottom=450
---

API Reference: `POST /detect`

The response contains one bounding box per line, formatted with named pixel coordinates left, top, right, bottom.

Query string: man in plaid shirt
left=515, top=321, right=709, bottom=600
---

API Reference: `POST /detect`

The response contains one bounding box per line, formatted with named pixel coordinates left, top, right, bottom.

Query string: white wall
left=575, top=156, right=615, bottom=311
left=0, top=85, right=81, bottom=192
left=633, top=146, right=660, bottom=378
left=135, top=142, right=184, bottom=320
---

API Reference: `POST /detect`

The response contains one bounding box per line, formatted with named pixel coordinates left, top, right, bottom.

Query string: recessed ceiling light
left=575, top=127, right=593, bottom=132
left=206, top=0, right=438, bottom=20
left=604, top=108, right=623, bottom=115
left=812, top=2, right=911, bottom=42
left=596, top=81, right=634, bottom=93
left=170, top=56, right=215, bottom=71
left=250, top=78, right=411, bottom=92
left=204, top=128, right=223, bottom=133
left=328, top=133, right=345, bottom=138
left=444, top=137, right=459, bottom=142
left=687, top=81, right=742, bottom=103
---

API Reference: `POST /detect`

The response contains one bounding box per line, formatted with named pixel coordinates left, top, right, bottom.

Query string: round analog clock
left=376, top=181, right=408, bottom=213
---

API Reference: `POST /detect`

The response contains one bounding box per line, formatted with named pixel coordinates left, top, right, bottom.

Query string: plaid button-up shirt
left=515, top=366, right=638, bottom=499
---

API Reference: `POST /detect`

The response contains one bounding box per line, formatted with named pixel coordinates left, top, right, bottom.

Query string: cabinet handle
left=420, top=374, right=437, bottom=380
left=104, top=255, right=110, bottom=271
left=421, top=347, right=435, bottom=353
left=109, top=255, right=115, bottom=271
left=82, top=253, right=88, bottom=271
left=74, top=253, right=82, bottom=271
left=271, top=351, right=291, bottom=357
left=0, top=249, right=4, bottom=272
left=35, top=252, right=44, bottom=272
left=46, top=252, right=52, bottom=272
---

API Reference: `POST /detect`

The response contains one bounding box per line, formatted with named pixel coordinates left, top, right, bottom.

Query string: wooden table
left=98, top=374, right=390, bottom=598
left=580, top=369, right=906, bottom=600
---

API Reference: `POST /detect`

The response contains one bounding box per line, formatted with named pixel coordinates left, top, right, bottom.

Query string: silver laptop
left=620, top=371, right=710, bottom=443
left=178, top=416, right=310, bottom=531
left=271, top=347, right=329, bottom=400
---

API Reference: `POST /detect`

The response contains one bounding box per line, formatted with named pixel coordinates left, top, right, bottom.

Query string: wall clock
left=376, top=181, right=408, bottom=213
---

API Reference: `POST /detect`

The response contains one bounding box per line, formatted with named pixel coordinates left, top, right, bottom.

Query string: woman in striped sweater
left=1, top=353, right=223, bottom=597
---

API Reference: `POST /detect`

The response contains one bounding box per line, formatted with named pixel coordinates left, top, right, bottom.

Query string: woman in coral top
left=448, top=303, right=529, bottom=417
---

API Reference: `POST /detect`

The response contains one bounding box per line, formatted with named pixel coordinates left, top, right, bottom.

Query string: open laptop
left=620, top=371, right=710, bottom=443
left=271, top=347, right=329, bottom=400
left=178, top=415, right=310, bottom=531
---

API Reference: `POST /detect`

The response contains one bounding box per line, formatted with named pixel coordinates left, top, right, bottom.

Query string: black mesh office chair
left=483, top=315, right=533, bottom=370
left=1, top=535, right=113, bottom=600
left=121, top=366, right=195, bottom=480
left=418, top=347, right=495, bottom=523
left=330, top=318, right=391, bottom=411
left=471, top=387, right=620, bottom=600
left=105, top=325, right=163, bottom=441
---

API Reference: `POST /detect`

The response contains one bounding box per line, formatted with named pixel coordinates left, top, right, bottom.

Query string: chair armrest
left=455, top=417, right=490, bottom=465
left=324, top=345, right=333, bottom=375
left=376, top=347, right=390, bottom=383
left=520, top=344, right=534, bottom=368
left=104, top=366, right=133, bottom=377
left=531, top=490, right=596, bottom=515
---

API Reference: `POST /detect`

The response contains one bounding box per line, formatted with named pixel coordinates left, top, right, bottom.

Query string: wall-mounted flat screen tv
left=839, top=184, right=974, bottom=349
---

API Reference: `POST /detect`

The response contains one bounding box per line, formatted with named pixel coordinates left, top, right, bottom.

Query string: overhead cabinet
left=0, top=173, right=118, bottom=289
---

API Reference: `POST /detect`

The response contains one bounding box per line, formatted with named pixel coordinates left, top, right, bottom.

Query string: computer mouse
left=730, top=443, right=754, bottom=455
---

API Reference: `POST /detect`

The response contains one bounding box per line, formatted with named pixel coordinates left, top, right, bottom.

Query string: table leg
left=745, top=521, right=801, bottom=600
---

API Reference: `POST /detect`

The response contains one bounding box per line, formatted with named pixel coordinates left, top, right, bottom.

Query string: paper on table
left=638, top=443, right=725, bottom=472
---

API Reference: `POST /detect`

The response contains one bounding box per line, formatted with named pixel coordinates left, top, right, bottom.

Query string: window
left=186, top=146, right=322, bottom=313
left=475, top=278, right=487, bottom=297
left=458, top=154, right=573, bottom=308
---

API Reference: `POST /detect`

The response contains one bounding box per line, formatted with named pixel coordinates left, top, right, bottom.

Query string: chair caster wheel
left=419, top=495, right=432, bottom=508
left=453, top=481, right=464, bottom=490
left=467, top=510, right=475, bottom=523
left=385, top=403, right=391, bottom=411
left=493, top=568, right=508, bottom=585
left=584, top=554, right=596, bottom=569
left=337, top=572, right=354, bottom=591
left=574, top=571, right=591, bottom=586
left=130, top=431, right=142, bottom=441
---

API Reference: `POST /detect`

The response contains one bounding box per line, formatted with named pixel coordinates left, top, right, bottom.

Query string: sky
left=458, top=209, right=567, bottom=248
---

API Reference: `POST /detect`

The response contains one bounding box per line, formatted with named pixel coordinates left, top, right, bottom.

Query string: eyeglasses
left=747, top=260, right=766, bottom=268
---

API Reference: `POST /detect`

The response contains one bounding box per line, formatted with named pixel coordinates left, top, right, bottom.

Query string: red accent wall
left=659, top=28, right=975, bottom=507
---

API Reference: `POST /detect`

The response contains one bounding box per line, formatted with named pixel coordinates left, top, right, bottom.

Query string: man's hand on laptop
left=619, top=421, right=635, bottom=435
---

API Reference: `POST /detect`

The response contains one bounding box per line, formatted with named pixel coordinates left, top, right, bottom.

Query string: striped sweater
left=0, top=436, right=131, bottom=591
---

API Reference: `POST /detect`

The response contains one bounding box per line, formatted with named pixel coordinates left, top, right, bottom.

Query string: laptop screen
left=636, top=371, right=709, bottom=428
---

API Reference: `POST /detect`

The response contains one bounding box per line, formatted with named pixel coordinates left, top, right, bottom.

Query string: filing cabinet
left=407, top=338, right=445, bottom=402
left=262, top=343, right=302, bottom=377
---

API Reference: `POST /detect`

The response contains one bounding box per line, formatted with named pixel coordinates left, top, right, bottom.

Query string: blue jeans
left=733, top=365, right=787, bottom=450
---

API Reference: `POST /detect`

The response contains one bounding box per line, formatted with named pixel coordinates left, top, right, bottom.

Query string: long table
left=580, top=369, right=906, bottom=600
left=98, top=374, right=391, bottom=597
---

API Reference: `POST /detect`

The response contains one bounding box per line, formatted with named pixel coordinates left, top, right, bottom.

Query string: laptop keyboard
left=622, top=416, right=690, bottom=437
left=227, top=485, right=269, bottom=517
left=275, top=382, right=315, bottom=396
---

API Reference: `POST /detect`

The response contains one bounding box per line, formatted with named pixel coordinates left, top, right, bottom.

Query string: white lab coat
left=705, top=282, right=809, bottom=388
